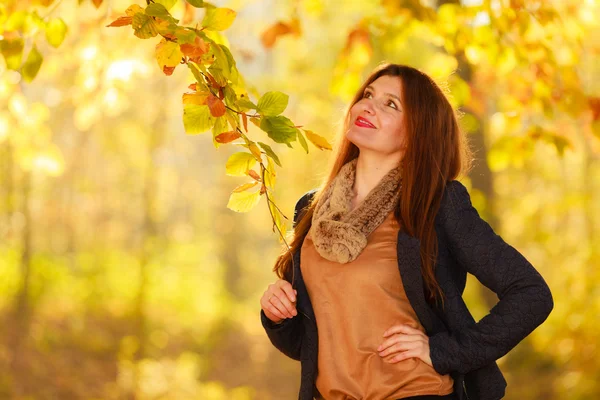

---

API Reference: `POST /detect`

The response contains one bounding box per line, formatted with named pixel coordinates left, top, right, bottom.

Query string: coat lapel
left=396, top=231, right=446, bottom=334
left=292, top=248, right=316, bottom=322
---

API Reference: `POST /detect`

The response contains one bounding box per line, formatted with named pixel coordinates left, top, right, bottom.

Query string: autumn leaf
left=264, top=155, right=277, bottom=188
left=248, top=142, right=262, bottom=162
left=125, top=4, right=144, bottom=17
left=215, top=131, right=241, bottom=143
left=182, top=92, right=209, bottom=105
left=202, top=8, right=236, bottom=31
left=45, top=18, right=68, bottom=47
left=180, top=36, right=209, bottom=60
left=155, top=39, right=183, bottom=74
left=225, top=152, right=256, bottom=176
left=304, top=129, right=332, bottom=150
left=0, top=37, right=24, bottom=70
left=132, top=12, right=159, bottom=39
left=227, top=190, right=261, bottom=213
left=233, top=182, right=259, bottom=193
left=183, top=104, right=216, bottom=134
left=207, top=94, right=226, bottom=117
left=106, top=16, right=132, bottom=28
left=22, top=44, right=43, bottom=82
left=248, top=169, right=261, bottom=181
left=261, top=18, right=301, bottom=48
left=589, top=97, right=600, bottom=121
left=92, top=0, right=103, bottom=8
left=242, top=113, right=248, bottom=132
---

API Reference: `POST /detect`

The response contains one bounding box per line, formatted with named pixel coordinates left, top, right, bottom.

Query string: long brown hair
left=273, top=62, right=473, bottom=307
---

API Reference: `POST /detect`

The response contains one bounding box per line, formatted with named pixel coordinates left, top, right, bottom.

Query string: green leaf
left=202, top=7, right=236, bottom=31
left=0, top=38, right=24, bottom=70
left=145, top=3, right=179, bottom=23
left=257, top=142, right=281, bottom=167
left=260, top=115, right=298, bottom=145
left=175, top=28, right=197, bottom=44
left=183, top=104, right=216, bottom=134
left=257, top=91, right=288, bottom=116
left=225, top=152, right=256, bottom=176
left=155, top=0, right=178, bottom=10
left=236, top=98, right=257, bottom=110
left=132, top=12, right=159, bottom=39
left=227, top=190, right=261, bottom=213
left=45, top=17, right=68, bottom=48
left=186, top=0, right=204, bottom=7
left=22, top=45, right=43, bottom=82
left=297, top=130, right=309, bottom=154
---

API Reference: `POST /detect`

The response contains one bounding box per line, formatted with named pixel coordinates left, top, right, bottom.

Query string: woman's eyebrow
left=365, top=85, right=402, bottom=105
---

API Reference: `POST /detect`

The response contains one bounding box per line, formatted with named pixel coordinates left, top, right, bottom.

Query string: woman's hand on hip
left=261, top=279, right=298, bottom=323
left=377, top=323, right=433, bottom=366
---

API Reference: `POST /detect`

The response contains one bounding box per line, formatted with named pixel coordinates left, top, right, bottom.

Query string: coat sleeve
left=259, top=189, right=316, bottom=361
left=428, top=180, right=554, bottom=375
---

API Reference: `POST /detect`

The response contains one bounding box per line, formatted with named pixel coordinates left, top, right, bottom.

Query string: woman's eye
left=363, top=92, right=397, bottom=109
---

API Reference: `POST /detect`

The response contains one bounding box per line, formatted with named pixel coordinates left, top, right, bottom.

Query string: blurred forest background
left=1, top=0, right=599, bottom=399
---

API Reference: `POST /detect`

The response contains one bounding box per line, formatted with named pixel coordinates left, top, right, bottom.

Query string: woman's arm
left=428, top=180, right=554, bottom=375
left=259, top=190, right=315, bottom=361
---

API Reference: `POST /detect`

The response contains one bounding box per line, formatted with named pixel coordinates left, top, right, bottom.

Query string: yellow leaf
left=227, top=190, right=261, bottom=213
left=233, top=181, right=259, bottom=193
left=264, top=156, right=276, bottom=188
left=125, top=4, right=144, bottom=17
left=156, top=39, right=183, bottom=70
left=182, top=92, right=209, bottom=105
left=45, top=17, right=68, bottom=48
left=202, top=8, right=236, bottom=31
left=248, top=142, right=262, bottom=161
left=225, top=152, right=256, bottom=176
left=304, top=129, right=332, bottom=150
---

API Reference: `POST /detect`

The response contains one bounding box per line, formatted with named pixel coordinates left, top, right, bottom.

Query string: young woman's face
left=346, top=75, right=407, bottom=158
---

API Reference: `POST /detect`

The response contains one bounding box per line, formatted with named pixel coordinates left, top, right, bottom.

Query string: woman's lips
left=355, top=117, right=376, bottom=128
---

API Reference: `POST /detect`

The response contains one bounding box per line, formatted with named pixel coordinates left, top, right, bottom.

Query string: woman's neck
left=350, top=154, right=402, bottom=210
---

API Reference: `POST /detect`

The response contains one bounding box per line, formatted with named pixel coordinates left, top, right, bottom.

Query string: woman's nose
left=362, top=100, right=376, bottom=114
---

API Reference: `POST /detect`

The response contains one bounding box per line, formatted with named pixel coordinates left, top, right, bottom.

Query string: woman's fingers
left=262, top=292, right=286, bottom=320
left=376, top=323, right=432, bottom=366
left=272, top=280, right=297, bottom=317
left=279, top=280, right=297, bottom=304
left=270, top=291, right=297, bottom=318
left=378, top=336, right=422, bottom=357
left=378, top=332, right=423, bottom=353
left=261, top=280, right=298, bottom=322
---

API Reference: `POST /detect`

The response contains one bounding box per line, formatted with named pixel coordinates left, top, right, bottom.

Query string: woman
left=259, top=63, right=553, bottom=400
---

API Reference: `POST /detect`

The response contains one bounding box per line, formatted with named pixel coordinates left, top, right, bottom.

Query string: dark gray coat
left=260, top=180, right=553, bottom=400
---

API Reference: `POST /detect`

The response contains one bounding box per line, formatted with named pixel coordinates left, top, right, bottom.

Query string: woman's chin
left=346, top=128, right=374, bottom=146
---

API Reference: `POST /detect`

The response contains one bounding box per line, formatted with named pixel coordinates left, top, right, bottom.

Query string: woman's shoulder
left=436, top=180, right=473, bottom=223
